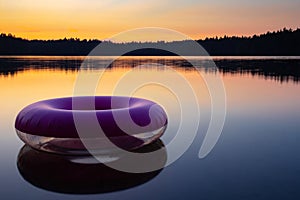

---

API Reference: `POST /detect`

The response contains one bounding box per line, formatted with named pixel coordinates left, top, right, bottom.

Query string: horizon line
left=1, top=27, right=299, bottom=43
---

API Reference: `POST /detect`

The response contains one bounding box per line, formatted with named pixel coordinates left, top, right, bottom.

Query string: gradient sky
left=0, top=0, right=299, bottom=40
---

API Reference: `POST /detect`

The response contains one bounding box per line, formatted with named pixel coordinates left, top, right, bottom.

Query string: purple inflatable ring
left=15, top=96, right=167, bottom=155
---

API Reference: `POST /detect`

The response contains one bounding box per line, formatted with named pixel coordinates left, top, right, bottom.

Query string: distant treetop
left=0, top=28, right=299, bottom=56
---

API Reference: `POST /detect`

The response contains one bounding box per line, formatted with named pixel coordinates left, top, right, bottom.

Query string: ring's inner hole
left=47, top=97, right=136, bottom=111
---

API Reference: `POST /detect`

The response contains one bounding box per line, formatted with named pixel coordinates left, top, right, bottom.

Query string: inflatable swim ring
left=15, top=96, right=167, bottom=155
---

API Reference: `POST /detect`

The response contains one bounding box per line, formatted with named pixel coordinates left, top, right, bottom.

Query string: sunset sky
left=0, top=0, right=299, bottom=41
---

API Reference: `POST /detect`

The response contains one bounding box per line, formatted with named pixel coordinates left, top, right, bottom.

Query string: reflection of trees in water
left=216, top=59, right=300, bottom=83
left=1, top=57, right=300, bottom=83
left=0, top=58, right=82, bottom=76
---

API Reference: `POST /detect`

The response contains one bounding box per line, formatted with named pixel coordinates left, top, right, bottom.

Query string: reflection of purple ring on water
left=15, top=96, right=168, bottom=155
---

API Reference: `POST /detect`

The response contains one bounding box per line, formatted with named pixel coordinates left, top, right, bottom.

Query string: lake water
left=0, top=56, right=300, bottom=200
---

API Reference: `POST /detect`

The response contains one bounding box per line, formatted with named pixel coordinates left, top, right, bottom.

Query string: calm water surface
left=0, top=56, right=300, bottom=200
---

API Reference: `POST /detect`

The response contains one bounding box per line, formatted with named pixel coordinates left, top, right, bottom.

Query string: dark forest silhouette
left=0, top=28, right=300, bottom=56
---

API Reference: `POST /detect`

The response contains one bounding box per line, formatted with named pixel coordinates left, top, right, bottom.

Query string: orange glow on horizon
left=0, top=0, right=299, bottom=41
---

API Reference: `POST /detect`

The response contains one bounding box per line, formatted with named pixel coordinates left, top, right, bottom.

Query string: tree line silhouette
left=0, top=28, right=299, bottom=56
left=199, top=28, right=300, bottom=56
